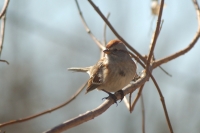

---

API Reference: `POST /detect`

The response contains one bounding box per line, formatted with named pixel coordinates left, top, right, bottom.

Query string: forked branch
left=153, top=0, right=200, bottom=68
left=43, top=0, right=200, bottom=133
left=44, top=70, right=149, bottom=133
left=88, top=0, right=146, bottom=64
left=146, top=0, right=165, bottom=69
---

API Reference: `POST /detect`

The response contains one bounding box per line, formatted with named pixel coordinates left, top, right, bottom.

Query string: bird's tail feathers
left=68, top=67, right=90, bottom=73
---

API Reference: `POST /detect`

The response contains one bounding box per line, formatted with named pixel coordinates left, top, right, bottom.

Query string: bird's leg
left=102, top=89, right=118, bottom=105
left=114, top=90, right=124, bottom=102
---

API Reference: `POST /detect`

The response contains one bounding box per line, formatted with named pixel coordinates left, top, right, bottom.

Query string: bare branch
left=101, top=13, right=110, bottom=58
left=43, top=0, right=199, bottom=132
left=75, top=0, right=104, bottom=50
left=0, top=15, right=6, bottom=57
left=0, top=82, right=87, bottom=128
left=158, top=66, right=172, bottom=77
left=88, top=0, right=146, bottom=64
left=44, top=70, right=149, bottom=133
left=140, top=93, right=145, bottom=133
left=146, top=0, right=164, bottom=69
left=129, top=84, right=144, bottom=113
left=128, top=51, right=146, bottom=68
left=150, top=74, right=173, bottom=133
left=0, top=0, right=9, bottom=19
left=103, top=13, right=110, bottom=46
left=153, top=0, right=200, bottom=68
left=150, top=20, right=172, bottom=77
left=0, top=59, right=9, bottom=64
left=0, top=0, right=10, bottom=58
left=147, top=3, right=173, bottom=131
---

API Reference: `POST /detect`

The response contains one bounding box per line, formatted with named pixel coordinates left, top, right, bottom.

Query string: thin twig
left=75, top=0, right=104, bottom=50
left=147, top=1, right=173, bottom=132
left=153, top=0, right=200, bottom=68
left=122, top=95, right=130, bottom=110
left=193, top=0, right=200, bottom=26
left=43, top=0, right=200, bottom=132
left=158, top=66, right=172, bottom=77
left=146, top=0, right=164, bottom=69
left=88, top=0, right=146, bottom=64
left=0, top=82, right=87, bottom=128
left=0, top=59, right=9, bottom=64
left=128, top=92, right=132, bottom=112
left=101, top=13, right=110, bottom=58
left=150, top=74, right=173, bottom=133
left=150, top=20, right=172, bottom=77
left=128, top=51, right=146, bottom=68
left=140, top=93, right=145, bottom=133
left=129, top=84, right=145, bottom=113
left=103, top=13, right=110, bottom=45
left=0, top=0, right=9, bottom=19
left=0, top=15, right=6, bottom=57
left=0, top=0, right=9, bottom=57
left=44, top=70, right=149, bottom=133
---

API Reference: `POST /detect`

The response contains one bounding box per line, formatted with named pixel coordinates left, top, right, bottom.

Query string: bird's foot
left=114, top=90, right=124, bottom=102
left=102, top=92, right=118, bottom=106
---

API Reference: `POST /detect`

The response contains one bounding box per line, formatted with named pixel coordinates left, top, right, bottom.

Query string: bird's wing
left=86, top=59, right=104, bottom=93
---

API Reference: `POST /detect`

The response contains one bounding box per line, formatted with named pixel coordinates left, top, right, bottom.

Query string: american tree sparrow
left=68, top=40, right=137, bottom=103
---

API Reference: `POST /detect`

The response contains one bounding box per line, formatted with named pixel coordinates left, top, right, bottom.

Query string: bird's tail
left=68, top=67, right=91, bottom=73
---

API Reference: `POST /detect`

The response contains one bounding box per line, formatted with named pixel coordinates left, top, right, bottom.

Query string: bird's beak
left=103, top=49, right=111, bottom=54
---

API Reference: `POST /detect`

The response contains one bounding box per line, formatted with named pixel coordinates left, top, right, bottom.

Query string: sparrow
left=68, top=39, right=137, bottom=103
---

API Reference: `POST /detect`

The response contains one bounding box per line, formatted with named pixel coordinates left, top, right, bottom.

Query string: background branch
left=140, top=93, right=145, bottom=133
left=153, top=0, right=200, bottom=68
left=75, top=0, right=104, bottom=50
left=88, top=0, right=146, bottom=64
left=146, top=0, right=164, bottom=69
left=44, top=70, right=149, bottom=133
left=103, top=13, right=110, bottom=45
left=0, top=0, right=199, bottom=133
left=0, top=82, right=87, bottom=128
left=101, top=12, right=110, bottom=58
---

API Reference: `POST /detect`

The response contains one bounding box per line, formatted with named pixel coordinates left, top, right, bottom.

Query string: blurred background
left=0, top=0, right=200, bottom=133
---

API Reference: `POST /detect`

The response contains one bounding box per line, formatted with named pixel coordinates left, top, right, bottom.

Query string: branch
left=101, top=13, right=110, bottom=58
left=153, top=0, right=200, bottom=68
left=0, top=59, right=9, bottom=64
left=129, top=84, right=145, bottom=113
left=44, top=0, right=200, bottom=133
left=0, top=82, right=87, bottom=128
left=75, top=0, right=104, bottom=50
left=0, top=0, right=9, bottom=58
left=150, top=74, right=173, bottom=133
left=103, top=13, right=110, bottom=46
left=128, top=51, right=146, bottom=68
left=0, top=0, right=9, bottom=19
left=140, top=93, right=145, bottom=133
left=88, top=0, right=146, bottom=64
left=44, top=70, right=150, bottom=133
left=146, top=0, right=164, bottom=69
left=0, top=15, right=6, bottom=57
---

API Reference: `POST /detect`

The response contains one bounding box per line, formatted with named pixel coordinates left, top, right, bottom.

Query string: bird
left=68, top=39, right=137, bottom=103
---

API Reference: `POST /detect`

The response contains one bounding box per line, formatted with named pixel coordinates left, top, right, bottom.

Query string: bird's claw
left=114, top=90, right=124, bottom=103
left=101, top=90, right=124, bottom=106
left=102, top=93, right=118, bottom=106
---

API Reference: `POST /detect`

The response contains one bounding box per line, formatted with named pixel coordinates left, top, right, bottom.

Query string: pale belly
left=97, top=66, right=135, bottom=92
